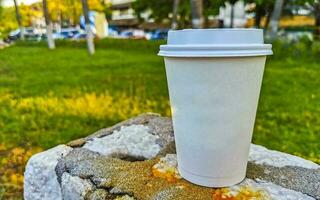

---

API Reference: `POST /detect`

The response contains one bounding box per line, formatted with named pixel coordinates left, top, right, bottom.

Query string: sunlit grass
left=0, top=91, right=171, bottom=147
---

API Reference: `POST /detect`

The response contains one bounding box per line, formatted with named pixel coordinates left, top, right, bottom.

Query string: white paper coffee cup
left=158, top=29, right=272, bottom=187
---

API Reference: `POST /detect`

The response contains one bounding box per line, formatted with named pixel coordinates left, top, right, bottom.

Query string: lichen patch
left=212, top=186, right=270, bottom=200
left=152, top=154, right=181, bottom=183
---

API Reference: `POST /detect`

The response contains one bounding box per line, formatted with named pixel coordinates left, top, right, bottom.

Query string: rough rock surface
left=83, top=125, right=162, bottom=159
left=24, top=113, right=320, bottom=200
left=24, top=145, right=73, bottom=200
left=61, top=173, right=94, bottom=200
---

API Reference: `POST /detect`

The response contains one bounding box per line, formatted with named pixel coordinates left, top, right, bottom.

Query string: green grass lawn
left=0, top=38, right=319, bottom=199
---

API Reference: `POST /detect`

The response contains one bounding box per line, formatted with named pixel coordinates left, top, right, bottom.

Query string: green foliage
left=0, top=0, right=110, bottom=35
left=0, top=0, right=2, bottom=15
left=0, top=7, right=18, bottom=37
left=287, top=0, right=315, bottom=6
left=245, top=0, right=275, bottom=27
left=133, top=0, right=225, bottom=27
left=203, top=0, right=225, bottom=18
left=133, top=0, right=176, bottom=22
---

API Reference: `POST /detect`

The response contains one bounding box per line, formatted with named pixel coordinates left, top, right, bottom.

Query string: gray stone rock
left=67, top=113, right=173, bottom=149
left=82, top=125, right=162, bottom=159
left=24, top=114, right=320, bottom=200
left=61, top=173, right=94, bottom=200
left=247, top=162, right=320, bottom=199
left=87, top=113, right=162, bottom=139
left=55, top=149, right=317, bottom=200
left=24, top=145, right=72, bottom=200
left=246, top=144, right=320, bottom=199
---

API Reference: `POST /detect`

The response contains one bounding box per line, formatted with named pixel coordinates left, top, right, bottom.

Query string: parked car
left=52, top=32, right=65, bottom=40
left=150, top=29, right=168, bottom=40
left=108, top=27, right=119, bottom=37
left=119, top=29, right=146, bottom=39
left=7, top=28, right=43, bottom=41
left=53, top=28, right=80, bottom=39
left=144, top=31, right=153, bottom=40
left=71, top=33, right=87, bottom=40
left=8, top=29, right=20, bottom=41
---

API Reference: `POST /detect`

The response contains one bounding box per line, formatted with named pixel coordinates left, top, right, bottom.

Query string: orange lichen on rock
left=151, top=154, right=181, bottom=183
left=151, top=154, right=270, bottom=199
left=152, top=167, right=179, bottom=183
left=212, top=186, right=269, bottom=200
left=212, top=188, right=236, bottom=200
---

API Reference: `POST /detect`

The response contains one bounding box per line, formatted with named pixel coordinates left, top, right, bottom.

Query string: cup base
left=178, top=167, right=245, bottom=188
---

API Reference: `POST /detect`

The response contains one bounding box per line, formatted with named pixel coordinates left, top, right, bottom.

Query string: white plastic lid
left=158, top=29, right=273, bottom=57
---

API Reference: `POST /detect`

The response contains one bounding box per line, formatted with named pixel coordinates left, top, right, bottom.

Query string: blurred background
left=0, top=0, right=319, bottom=199
left=0, top=0, right=319, bottom=42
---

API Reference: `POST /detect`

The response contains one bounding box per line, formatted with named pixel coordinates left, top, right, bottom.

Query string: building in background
left=109, top=0, right=137, bottom=27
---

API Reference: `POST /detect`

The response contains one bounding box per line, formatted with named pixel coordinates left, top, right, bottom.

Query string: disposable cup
left=158, top=29, right=272, bottom=187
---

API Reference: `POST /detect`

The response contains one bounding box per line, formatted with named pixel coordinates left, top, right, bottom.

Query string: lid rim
left=160, top=44, right=272, bottom=50
left=159, top=44, right=273, bottom=57
left=158, top=52, right=273, bottom=57
left=160, top=28, right=273, bottom=57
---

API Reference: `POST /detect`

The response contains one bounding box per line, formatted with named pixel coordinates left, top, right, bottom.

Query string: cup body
left=159, top=29, right=272, bottom=187
left=164, top=56, right=266, bottom=187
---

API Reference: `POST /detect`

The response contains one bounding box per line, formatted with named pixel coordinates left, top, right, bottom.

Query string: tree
left=0, top=0, right=3, bottom=36
left=42, top=0, right=55, bottom=49
left=134, top=0, right=182, bottom=23
left=13, top=0, right=24, bottom=40
left=46, top=0, right=104, bottom=25
left=315, top=1, right=320, bottom=39
left=203, top=0, right=225, bottom=27
left=0, top=7, right=18, bottom=36
left=268, top=0, right=284, bottom=39
left=245, top=0, right=274, bottom=28
left=133, top=0, right=223, bottom=29
left=171, top=0, right=180, bottom=29
left=134, top=0, right=191, bottom=28
left=190, top=0, right=204, bottom=28
left=0, top=0, right=3, bottom=16
left=228, top=0, right=238, bottom=28
left=81, top=0, right=95, bottom=55
left=304, top=0, right=320, bottom=39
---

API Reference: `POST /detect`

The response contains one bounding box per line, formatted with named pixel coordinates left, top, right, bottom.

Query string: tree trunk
left=42, top=0, right=55, bottom=49
left=171, top=0, right=180, bottom=30
left=268, top=0, right=284, bottom=39
left=73, top=1, right=77, bottom=25
left=314, top=2, right=320, bottom=40
left=190, top=0, right=204, bottom=28
left=264, top=5, right=274, bottom=30
left=230, top=3, right=234, bottom=28
left=81, top=0, right=95, bottom=55
left=254, top=8, right=262, bottom=28
left=13, top=0, right=24, bottom=40
left=264, top=13, right=271, bottom=30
